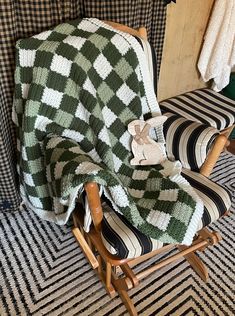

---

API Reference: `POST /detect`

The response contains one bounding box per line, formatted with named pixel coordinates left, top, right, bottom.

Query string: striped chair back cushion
left=160, top=88, right=235, bottom=130
left=163, top=112, right=219, bottom=171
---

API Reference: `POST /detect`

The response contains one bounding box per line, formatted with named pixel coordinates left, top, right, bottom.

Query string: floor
left=0, top=152, right=234, bottom=316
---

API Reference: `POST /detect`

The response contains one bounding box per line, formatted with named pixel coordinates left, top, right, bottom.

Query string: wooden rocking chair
left=72, top=23, right=231, bottom=315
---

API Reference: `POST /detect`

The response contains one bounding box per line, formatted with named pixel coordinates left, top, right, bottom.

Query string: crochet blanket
left=13, top=18, right=203, bottom=245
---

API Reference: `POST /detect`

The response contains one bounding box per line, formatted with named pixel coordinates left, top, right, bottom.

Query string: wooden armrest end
left=84, top=182, right=103, bottom=232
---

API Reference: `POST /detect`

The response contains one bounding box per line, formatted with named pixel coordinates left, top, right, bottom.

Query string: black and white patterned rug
left=0, top=152, right=235, bottom=316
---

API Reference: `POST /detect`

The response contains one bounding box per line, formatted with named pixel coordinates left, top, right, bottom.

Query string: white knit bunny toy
left=128, top=116, right=167, bottom=165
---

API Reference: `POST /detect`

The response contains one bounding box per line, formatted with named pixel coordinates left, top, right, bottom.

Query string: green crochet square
left=47, top=72, right=67, bottom=92
left=105, top=70, right=124, bottom=92
left=54, top=109, right=74, bottom=128
left=39, top=41, right=60, bottom=53
left=47, top=31, right=67, bottom=43
left=32, top=170, right=47, bottom=186
left=28, top=157, right=44, bottom=172
left=114, top=58, right=133, bottom=81
left=74, top=53, right=92, bottom=72
left=54, top=23, right=76, bottom=35
left=102, top=42, right=122, bottom=67
left=20, top=67, right=33, bottom=83
left=89, top=33, right=109, bottom=50
left=97, top=82, right=115, bottom=104
left=36, top=184, right=50, bottom=198
left=55, top=42, right=78, bottom=60
left=33, top=67, right=49, bottom=86
left=60, top=95, right=79, bottom=115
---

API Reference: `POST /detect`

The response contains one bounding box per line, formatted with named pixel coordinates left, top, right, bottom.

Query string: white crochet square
left=69, top=146, right=85, bottom=155
left=98, top=127, right=111, bottom=147
left=21, top=84, right=30, bottom=99
left=41, top=87, right=63, bottom=108
left=146, top=210, right=171, bottom=231
left=109, top=185, right=129, bottom=207
left=46, top=137, right=64, bottom=149
left=93, top=54, right=112, bottom=79
left=102, top=106, right=117, bottom=128
left=87, top=149, right=102, bottom=163
left=75, top=101, right=91, bottom=122
left=23, top=172, right=34, bottom=186
left=77, top=20, right=100, bottom=33
left=54, top=161, right=68, bottom=179
left=112, top=153, right=123, bottom=172
left=119, top=130, right=131, bottom=150
left=29, top=196, right=43, bottom=208
left=63, top=35, right=86, bottom=50
left=75, top=161, right=102, bottom=175
left=50, top=54, right=72, bottom=77
left=21, top=146, right=27, bottom=160
left=116, top=83, right=136, bottom=105
left=33, top=30, right=52, bottom=40
left=62, top=129, right=84, bottom=143
left=132, top=169, right=150, bottom=180
left=158, top=189, right=179, bottom=202
left=83, top=77, right=96, bottom=97
left=35, top=115, right=53, bottom=132
left=19, top=49, right=36, bottom=67
left=111, top=34, right=130, bottom=55
left=128, top=188, right=145, bottom=199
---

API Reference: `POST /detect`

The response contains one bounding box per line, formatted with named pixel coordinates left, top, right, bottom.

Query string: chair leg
left=95, top=256, right=138, bottom=315
left=178, top=228, right=222, bottom=282
left=116, top=289, right=137, bottom=316
left=96, top=255, right=116, bottom=298
left=177, top=245, right=209, bottom=282
left=111, top=269, right=137, bottom=316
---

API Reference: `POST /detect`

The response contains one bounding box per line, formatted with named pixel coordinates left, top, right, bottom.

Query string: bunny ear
left=146, top=115, right=167, bottom=127
left=128, top=120, right=145, bottom=135
left=128, top=120, right=141, bottom=135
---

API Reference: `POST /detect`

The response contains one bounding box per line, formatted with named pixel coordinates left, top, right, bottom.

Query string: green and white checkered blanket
left=13, top=18, right=203, bottom=245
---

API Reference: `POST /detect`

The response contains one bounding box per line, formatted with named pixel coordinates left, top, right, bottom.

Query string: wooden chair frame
left=71, top=23, right=229, bottom=315
left=72, top=183, right=222, bottom=316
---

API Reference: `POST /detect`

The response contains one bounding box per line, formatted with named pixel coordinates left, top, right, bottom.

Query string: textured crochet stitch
left=13, top=18, right=203, bottom=245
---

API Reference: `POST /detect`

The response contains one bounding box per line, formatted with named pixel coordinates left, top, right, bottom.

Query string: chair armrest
left=163, top=112, right=219, bottom=171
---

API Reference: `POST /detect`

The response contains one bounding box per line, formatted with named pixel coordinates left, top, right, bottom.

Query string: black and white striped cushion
left=160, top=88, right=235, bottom=130
left=101, top=169, right=231, bottom=259
left=163, top=112, right=219, bottom=171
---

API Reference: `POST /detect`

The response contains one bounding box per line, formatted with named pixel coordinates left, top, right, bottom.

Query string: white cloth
left=198, top=0, right=235, bottom=92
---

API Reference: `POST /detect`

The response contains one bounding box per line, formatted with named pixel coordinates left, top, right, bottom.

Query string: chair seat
left=101, top=168, right=231, bottom=259
left=160, top=88, right=235, bottom=131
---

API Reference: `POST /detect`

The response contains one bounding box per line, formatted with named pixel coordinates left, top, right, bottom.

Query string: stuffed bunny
left=128, top=115, right=167, bottom=165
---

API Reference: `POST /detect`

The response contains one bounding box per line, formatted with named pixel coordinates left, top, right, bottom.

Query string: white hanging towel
left=198, top=0, right=235, bottom=92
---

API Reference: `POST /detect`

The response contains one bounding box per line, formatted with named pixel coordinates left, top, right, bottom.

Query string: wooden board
left=158, top=0, right=215, bottom=101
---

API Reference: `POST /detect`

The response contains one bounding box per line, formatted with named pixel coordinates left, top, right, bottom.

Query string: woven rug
left=0, top=152, right=234, bottom=316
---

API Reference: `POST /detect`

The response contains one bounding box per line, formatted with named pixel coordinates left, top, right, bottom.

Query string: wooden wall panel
left=158, top=0, right=214, bottom=101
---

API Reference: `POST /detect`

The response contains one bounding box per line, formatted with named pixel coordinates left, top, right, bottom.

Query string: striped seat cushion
left=101, top=169, right=231, bottom=259
left=160, top=88, right=235, bottom=130
left=163, top=112, right=219, bottom=171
